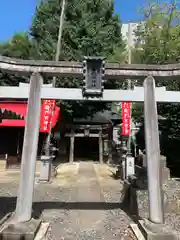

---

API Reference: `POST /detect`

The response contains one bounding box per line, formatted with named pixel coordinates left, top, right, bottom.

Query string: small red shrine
left=0, top=99, right=60, bottom=160
left=0, top=100, right=60, bottom=132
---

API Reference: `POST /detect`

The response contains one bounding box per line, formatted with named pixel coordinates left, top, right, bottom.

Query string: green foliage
left=107, top=46, right=127, bottom=63
left=131, top=103, right=144, bottom=123
left=0, top=0, right=125, bottom=120
left=133, top=1, right=180, bottom=161
left=0, top=33, right=33, bottom=86
left=135, top=1, right=180, bottom=65
left=29, top=0, right=125, bottom=119
left=31, top=0, right=124, bottom=61
left=0, top=32, right=34, bottom=59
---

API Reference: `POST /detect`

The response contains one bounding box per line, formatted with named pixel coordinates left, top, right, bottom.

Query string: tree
left=30, top=0, right=125, bottom=120
left=0, top=32, right=34, bottom=86
left=0, top=32, right=34, bottom=59
left=132, top=1, right=180, bottom=165
left=132, top=103, right=144, bottom=123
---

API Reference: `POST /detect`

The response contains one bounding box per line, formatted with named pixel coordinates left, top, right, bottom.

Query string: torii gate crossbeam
left=1, top=55, right=180, bottom=79
left=1, top=86, right=180, bottom=103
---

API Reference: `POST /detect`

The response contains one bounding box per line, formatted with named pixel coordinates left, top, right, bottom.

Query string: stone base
left=121, top=179, right=139, bottom=216
left=0, top=217, right=41, bottom=240
left=138, top=219, right=178, bottom=240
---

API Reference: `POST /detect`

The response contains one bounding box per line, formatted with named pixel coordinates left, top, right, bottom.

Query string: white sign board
left=126, top=156, right=135, bottom=177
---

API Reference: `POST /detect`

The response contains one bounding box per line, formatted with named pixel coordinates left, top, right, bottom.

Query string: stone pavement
left=1, top=161, right=180, bottom=239
left=40, top=162, right=135, bottom=239
left=0, top=161, right=136, bottom=240
left=0, top=160, right=41, bottom=184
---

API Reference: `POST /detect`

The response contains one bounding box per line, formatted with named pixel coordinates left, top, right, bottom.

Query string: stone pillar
left=69, top=132, right=75, bottom=163
left=108, top=140, right=113, bottom=164
left=121, top=137, right=127, bottom=179
left=99, top=131, right=103, bottom=164
left=144, top=76, right=164, bottom=224
left=14, top=72, right=43, bottom=223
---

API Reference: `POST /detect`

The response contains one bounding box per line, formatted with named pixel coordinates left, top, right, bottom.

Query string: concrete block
left=138, top=219, right=179, bottom=240
left=0, top=217, right=41, bottom=240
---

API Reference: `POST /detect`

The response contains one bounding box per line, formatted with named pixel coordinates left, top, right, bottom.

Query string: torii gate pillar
left=0, top=73, right=42, bottom=239
left=138, top=76, right=178, bottom=239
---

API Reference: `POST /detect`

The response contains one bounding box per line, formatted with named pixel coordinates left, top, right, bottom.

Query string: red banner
left=121, top=102, right=131, bottom=136
left=40, top=100, right=56, bottom=133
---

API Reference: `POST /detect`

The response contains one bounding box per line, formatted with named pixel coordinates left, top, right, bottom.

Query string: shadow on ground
left=0, top=184, right=141, bottom=224
left=0, top=197, right=16, bottom=217
left=108, top=169, right=121, bottom=180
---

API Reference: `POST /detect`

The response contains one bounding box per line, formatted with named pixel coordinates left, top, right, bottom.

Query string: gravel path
left=1, top=162, right=180, bottom=239
left=42, top=162, right=135, bottom=240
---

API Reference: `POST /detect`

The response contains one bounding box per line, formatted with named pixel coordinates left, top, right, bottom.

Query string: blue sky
left=0, top=0, right=144, bottom=41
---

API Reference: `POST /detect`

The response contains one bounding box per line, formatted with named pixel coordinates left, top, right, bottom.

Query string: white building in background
left=121, top=22, right=145, bottom=48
